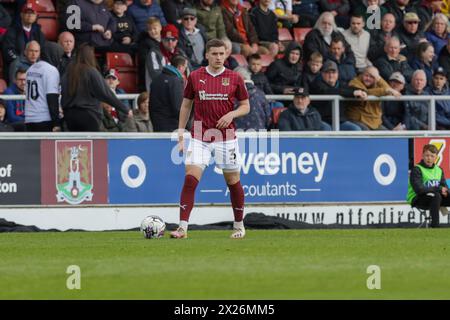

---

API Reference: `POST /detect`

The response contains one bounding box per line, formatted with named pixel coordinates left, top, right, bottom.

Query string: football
left=140, top=216, right=166, bottom=239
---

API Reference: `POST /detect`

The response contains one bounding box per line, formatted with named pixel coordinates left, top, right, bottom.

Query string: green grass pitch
left=1, top=229, right=449, bottom=299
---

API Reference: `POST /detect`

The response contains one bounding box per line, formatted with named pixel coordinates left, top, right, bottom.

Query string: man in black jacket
left=382, top=0, right=418, bottom=27
left=309, top=60, right=367, bottom=131
left=111, top=0, right=139, bottom=54
left=150, top=55, right=188, bottom=132
left=278, top=87, right=331, bottom=131
left=368, top=13, right=399, bottom=62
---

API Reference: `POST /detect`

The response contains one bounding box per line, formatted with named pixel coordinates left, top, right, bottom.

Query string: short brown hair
left=423, top=144, right=439, bottom=154
left=309, top=51, right=323, bottom=63
left=206, top=39, right=226, bottom=52
left=138, top=92, right=149, bottom=106
left=147, top=17, right=161, bottom=26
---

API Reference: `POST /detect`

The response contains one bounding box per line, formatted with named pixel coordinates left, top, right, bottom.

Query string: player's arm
left=216, top=99, right=250, bottom=129
left=47, top=93, right=61, bottom=131
left=178, top=98, right=194, bottom=153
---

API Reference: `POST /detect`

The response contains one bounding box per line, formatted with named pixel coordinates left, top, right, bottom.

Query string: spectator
left=382, top=72, right=407, bottom=130
left=177, top=8, right=208, bottom=69
left=129, top=0, right=167, bottom=33
left=438, top=38, right=450, bottom=79
left=0, top=100, right=14, bottom=132
left=368, top=13, right=399, bottom=62
left=403, top=69, right=430, bottom=130
left=133, top=91, right=154, bottom=132
left=417, top=0, right=445, bottom=32
left=397, top=12, right=426, bottom=59
left=373, top=36, right=414, bottom=82
left=233, top=66, right=271, bottom=131
left=431, top=67, right=450, bottom=130
left=248, top=54, right=273, bottom=94
left=409, top=41, right=438, bottom=86
left=111, top=0, right=139, bottom=54
left=161, top=0, right=191, bottom=26
left=57, top=31, right=75, bottom=76
left=249, top=0, right=279, bottom=57
left=301, top=51, right=323, bottom=89
left=105, top=68, right=131, bottom=109
left=278, top=87, right=331, bottom=131
left=309, top=60, right=367, bottom=130
left=266, top=41, right=303, bottom=94
left=303, top=11, right=348, bottom=62
left=101, top=101, right=136, bottom=132
left=221, top=0, right=259, bottom=57
left=292, top=0, right=320, bottom=28
left=150, top=55, right=187, bottom=132
left=342, top=14, right=372, bottom=71
left=353, top=0, right=388, bottom=30
left=327, top=36, right=357, bottom=85
left=346, top=66, right=401, bottom=130
left=222, top=37, right=239, bottom=70
left=425, top=13, right=449, bottom=56
left=67, top=0, right=116, bottom=49
left=2, top=2, right=45, bottom=80
left=3, top=69, right=26, bottom=131
left=318, top=0, right=351, bottom=28
left=9, top=40, right=40, bottom=83
left=195, top=0, right=226, bottom=40
left=24, top=56, right=60, bottom=132
left=137, top=17, right=162, bottom=91
left=382, top=0, right=417, bottom=26
left=61, top=44, right=131, bottom=132
left=270, top=0, right=299, bottom=29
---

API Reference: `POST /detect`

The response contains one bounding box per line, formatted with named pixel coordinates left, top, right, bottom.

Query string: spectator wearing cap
left=3, top=68, right=26, bottom=131
left=403, top=69, right=430, bottom=130
left=409, top=41, right=438, bottom=86
left=2, top=2, right=46, bottom=80
left=425, top=13, right=450, bottom=56
left=161, top=0, right=191, bottom=26
left=266, top=41, right=303, bottom=94
left=159, top=24, right=188, bottom=62
left=303, top=12, right=348, bottom=62
left=398, top=12, right=426, bottom=59
left=382, top=0, right=417, bottom=26
left=431, top=67, right=450, bottom=130
left=177, top=8, right=208, bottom=69
left=150, top=55, right=188, bottom=132
left=346, top=66, right=402, bottom=130
left=105, top=68, right=131, bottom=109
left=278, top=87, right=331, bottom=131
left=368, top=13, right=399, bottom=62
left=128, top=0, right=167, bottom=33
left=309, top=60, right=367, bottom=131
left=233, top=66, right=271, bottom=131
left=57, top=31, right=75, bottom=77
left=249, top=0, right=279, bottom=57
left=417, top=0, right=445, bottom=32
left=342, top=14, right=371, bottom=71
left=382, top=72, right=407, bottom=130
left=195, top=0, right=226, bottom=41
left=0, top=99, right=14, bottom=132
left=438, top=38, right=450, bottom=79
left=221, top=0, right=260, bottom=57
left=327, top=36, right=357, bottom=85
left=137, top=17, right=162, bottom=91
left=374, top=36, right=414, bottom=83
left=110, top=0, right=139, bottom=54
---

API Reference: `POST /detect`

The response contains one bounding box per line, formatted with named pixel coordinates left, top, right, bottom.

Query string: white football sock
left=233, top=221, right=244, bottom=230
left=179, top=220, right=189, bottom=231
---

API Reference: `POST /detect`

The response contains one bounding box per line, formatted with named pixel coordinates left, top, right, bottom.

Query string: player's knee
left=224, top=172, right=240, bottom=185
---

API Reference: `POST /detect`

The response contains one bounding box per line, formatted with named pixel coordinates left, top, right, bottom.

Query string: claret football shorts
left=185, top=138, right=241, bottom=172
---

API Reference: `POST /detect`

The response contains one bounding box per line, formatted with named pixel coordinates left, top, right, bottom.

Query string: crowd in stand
left=0, top=0, right=449, bottom=132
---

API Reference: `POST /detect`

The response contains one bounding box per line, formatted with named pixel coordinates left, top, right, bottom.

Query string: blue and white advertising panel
left=108, top=138, right=408, bottom=204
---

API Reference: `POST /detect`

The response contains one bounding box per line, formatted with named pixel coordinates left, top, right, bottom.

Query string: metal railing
left=2, top=93, right=450, bottom=131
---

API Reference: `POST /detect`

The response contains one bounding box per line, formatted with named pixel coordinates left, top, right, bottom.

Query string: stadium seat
left=259, top=54, right=274, bottom=72
left=37, top=13, right=59, bottom=41
left=271, top=107, right=287, bottom=128
left=106, top=53, right=139, bottom=93
left=0, top=79, right=7, bottom=94
left=293, top=27, right=312, bottom=45
left=29, top=0, right=56, bottom=12
left=231, top=54, right=248, bottom=67
left=106, top=52, right=134, bottom=69
left=116, top=71, right=139, bottom=93
left=278, top=28, right=293, bottom=42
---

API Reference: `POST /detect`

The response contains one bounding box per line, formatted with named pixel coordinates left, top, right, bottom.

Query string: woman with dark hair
left=61, top=43, right=132, bottom=131
left=409, top=41, right=438, bottom=86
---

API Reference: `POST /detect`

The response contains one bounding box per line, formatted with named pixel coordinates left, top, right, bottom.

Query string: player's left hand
left=216, top=113, right=234, bottom=129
